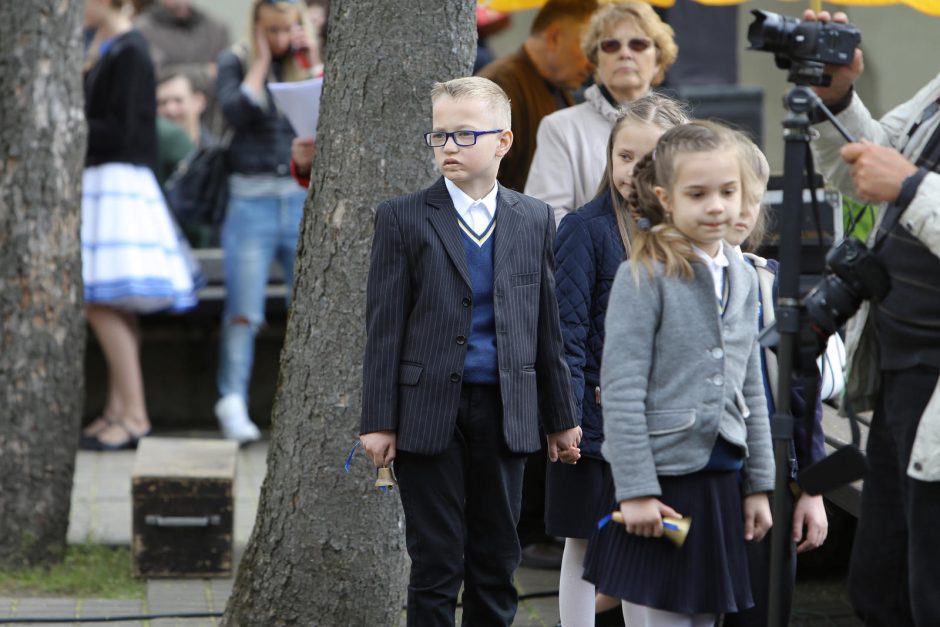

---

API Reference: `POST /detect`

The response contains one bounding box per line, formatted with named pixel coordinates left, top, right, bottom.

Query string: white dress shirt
left=693, top=244, right=730, bottom=303
left=445, top=178, right=498, bottom=239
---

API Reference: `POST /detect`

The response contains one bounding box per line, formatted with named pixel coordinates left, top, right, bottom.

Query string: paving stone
left=95, top=461, right=134, bottom=499
left=207, top=578, right=234, bottom=609
left=147, top=579, right=211, bottom=613
left=66, top=500, right=93, bottom=544
left=92, top=499, right=132, bottom=545
left=0, top=598, right=15, bottom=618
left=77, top=598, right=146, bottom=626
left=234, top=498, right=258, bottom=545
left=9, top=597, right=77, bottom=625
left=71, top=452, right=97, bottom=490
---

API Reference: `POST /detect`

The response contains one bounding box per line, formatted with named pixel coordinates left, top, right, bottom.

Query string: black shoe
left=79, top=423, right=150, bottom=451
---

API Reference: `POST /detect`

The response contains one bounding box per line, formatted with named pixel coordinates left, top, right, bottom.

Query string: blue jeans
left=217, top=190, right=305, bottom=400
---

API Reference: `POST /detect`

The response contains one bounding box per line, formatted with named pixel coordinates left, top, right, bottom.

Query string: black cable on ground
left=0, top=592, right=562, bottom=623
left=0, top=610, right=222, bottom=624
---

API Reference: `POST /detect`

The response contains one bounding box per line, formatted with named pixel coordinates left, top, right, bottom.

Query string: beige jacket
left=524, top=85, right=620, bottom=226
left=811, top=73, right=940, bottom=482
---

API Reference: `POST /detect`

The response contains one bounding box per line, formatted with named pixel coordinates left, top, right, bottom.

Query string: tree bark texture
left=0, top=2, right=87, bottom=568
left=223, top=1, right=475, bottom=624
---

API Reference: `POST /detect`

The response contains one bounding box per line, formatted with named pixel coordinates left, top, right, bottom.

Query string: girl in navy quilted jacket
left=549, top=93, right=688, bottom=627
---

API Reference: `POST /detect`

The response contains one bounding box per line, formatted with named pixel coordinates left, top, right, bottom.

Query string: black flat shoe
left=79, top=423, right=150, bottom=451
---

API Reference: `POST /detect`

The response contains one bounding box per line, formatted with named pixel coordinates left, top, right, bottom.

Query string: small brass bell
left=611, top=511, right=692, bottom=548
left=375, top=466, right=397, bottom=489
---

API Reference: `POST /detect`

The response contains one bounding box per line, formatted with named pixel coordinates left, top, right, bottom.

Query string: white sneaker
left=215, top=394, right=261, bottom=443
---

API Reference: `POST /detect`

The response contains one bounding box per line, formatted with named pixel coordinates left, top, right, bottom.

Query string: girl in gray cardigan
left=582, top=122, right=775, bottom=626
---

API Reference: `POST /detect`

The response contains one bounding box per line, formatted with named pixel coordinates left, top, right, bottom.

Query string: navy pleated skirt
left=583, top=469, right=753, bottom=615
left=545, top=455, right=608, bottom=539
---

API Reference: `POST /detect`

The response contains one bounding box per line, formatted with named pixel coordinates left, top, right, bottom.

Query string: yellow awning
left=481, top=0, right=940, bottom=16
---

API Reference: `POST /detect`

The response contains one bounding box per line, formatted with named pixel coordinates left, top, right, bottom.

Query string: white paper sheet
left=268, top=77, right=324, bottom=139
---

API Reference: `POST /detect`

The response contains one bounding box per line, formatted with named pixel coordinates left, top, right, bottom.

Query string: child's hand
left=792, top=493, right=828, bottom=553
left=291, top=138, right=316, bottom=176
left=618, top=497, right=681, bottom=538
left=743, top=492, right=772, bottom=542
left=547, top=426, right=582, bottom=464
left=360, top=431, right=396, bottom=467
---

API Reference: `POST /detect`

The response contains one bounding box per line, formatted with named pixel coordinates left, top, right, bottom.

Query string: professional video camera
left=747, top=10, right=861, bottom=85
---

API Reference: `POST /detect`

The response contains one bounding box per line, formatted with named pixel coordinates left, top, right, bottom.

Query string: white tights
left=558, top=537, right=595, bottom=626
left=621, top=600, right=717, bottom=627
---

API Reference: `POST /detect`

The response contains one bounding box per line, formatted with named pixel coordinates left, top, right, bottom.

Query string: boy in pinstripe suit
left=360, top=77, right=582, bottom=626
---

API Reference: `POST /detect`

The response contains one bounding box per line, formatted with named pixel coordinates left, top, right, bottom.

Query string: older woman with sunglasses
left=525, top=2, right=677, bottom=225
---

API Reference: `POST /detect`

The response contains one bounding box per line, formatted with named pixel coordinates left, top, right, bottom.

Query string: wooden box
left=132, top=437, right=238, bottom=578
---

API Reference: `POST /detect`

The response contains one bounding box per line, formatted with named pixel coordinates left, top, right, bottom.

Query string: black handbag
left=165, top=131, right=233, bottom=244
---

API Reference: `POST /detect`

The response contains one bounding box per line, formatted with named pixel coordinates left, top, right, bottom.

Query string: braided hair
left=628, top=120, right=743, bottom=282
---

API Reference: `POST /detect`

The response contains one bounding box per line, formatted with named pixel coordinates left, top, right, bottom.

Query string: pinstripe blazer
left=361, top=177, right=578, bottom=455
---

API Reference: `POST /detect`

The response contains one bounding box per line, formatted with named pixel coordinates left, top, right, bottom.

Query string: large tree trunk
left=0, top=2, right=87, bottom=568
left=223, top=1, right=475, bottom=624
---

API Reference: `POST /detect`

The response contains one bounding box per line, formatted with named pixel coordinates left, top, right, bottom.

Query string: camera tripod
left=765, top=83, right=857, bottom=627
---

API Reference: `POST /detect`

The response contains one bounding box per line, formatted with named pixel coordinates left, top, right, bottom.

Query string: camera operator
left=807, top=10, right=940, bottom=626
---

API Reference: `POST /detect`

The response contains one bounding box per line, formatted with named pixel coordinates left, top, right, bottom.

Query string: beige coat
left=811, top=73, right=940, bottom=482
left=524, top=85, right=620, bottom=226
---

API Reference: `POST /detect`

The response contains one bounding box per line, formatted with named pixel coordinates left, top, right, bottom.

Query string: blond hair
left=596, top=93, right=690, bottom=256
left=629, top=120, right=743, bottom=281
left=736, top=134, right=771, bottom=252
left=582, top=2, right=678, bottom=87
left=246, top=0, right=317, bottom=83
left=430, top=77, right=511, bottom=130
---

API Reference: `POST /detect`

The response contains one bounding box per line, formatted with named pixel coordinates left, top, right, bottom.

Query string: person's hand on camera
left=291, top=137, right=316, bottom=177
left=792, top=493, right=829, bottom=553
left=618, top=497, right=682, bottom=538
left=803, top=10, right=864, bottom=105
left=841, top=141, right=918, bottom=203
left=743, top=492, right=773, bottom=542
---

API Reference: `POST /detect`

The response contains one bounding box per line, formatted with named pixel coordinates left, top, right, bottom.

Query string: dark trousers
left=723, top=488, right=797, bottom=627
left=849, top=365, right=940, bottom=626
left=395, top=384, right=527, bottom=627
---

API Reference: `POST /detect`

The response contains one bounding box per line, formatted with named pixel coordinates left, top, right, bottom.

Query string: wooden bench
left=190, top=247, right=289, bottom=316
left=132, top=437, right=239, bottom=578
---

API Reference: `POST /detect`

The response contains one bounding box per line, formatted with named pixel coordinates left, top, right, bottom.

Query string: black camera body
left=803, top=238, right=891, bottom=343
left=747, top=10, right=861, bottom=85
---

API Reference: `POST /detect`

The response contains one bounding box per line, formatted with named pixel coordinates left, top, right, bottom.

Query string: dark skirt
left=545, top=455, right=608, bottom=539
left=583, top=469, right=753, bottom=615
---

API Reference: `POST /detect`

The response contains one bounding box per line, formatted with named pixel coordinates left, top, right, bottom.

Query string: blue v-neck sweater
left=458, top=214, right=499, bottom=384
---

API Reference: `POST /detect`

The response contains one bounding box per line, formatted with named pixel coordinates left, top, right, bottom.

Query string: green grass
left=0, top=544, right=145, bottom=599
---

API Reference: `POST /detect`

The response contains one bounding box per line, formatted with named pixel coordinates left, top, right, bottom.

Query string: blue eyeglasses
left=424, top=129, right=503, bottom=148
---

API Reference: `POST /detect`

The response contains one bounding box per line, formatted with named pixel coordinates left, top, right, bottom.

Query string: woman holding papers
left=213, top=0, right=318, bottom=443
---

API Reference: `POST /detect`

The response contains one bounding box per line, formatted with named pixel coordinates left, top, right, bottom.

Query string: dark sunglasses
left=599, top=37, right=654, bottom=54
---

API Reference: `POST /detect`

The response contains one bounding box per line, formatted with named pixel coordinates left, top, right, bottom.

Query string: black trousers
left=849, top=365, right=940, bottom=626
left=395, top=385, right=527, bottom=627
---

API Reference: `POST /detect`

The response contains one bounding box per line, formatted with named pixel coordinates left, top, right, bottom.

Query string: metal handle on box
left=144, top=514, right=221, bottom=528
